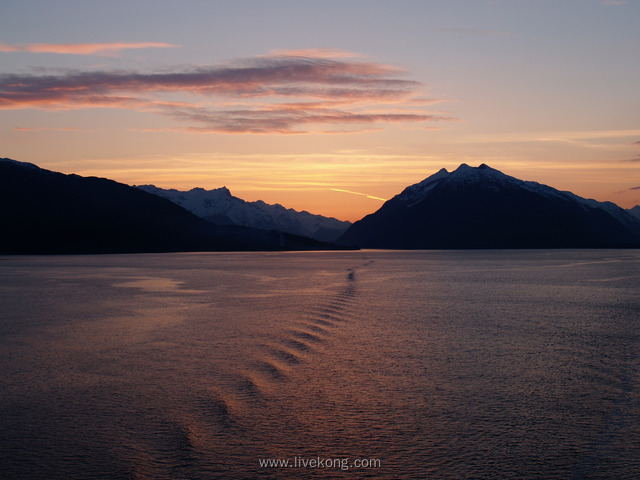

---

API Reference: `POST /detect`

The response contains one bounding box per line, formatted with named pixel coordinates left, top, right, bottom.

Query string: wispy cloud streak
left=0, top=50, right=450, bottom=133
left=0, top=42, right=177, bottom=55
left=12, top=126, right=92, bottom=132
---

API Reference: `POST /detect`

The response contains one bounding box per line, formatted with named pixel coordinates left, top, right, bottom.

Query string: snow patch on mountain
left=399, top=167, right=449, bottom=207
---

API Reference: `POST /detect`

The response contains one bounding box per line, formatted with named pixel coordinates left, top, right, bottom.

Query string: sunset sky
left=1, top=0, right=639, bottom=221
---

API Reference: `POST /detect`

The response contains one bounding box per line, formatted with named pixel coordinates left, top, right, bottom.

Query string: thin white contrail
left=330, top=188, right=387, bottom=201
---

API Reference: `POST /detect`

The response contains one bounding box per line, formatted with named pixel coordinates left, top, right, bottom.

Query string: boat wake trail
left=243, top=261, right=367, bottom=395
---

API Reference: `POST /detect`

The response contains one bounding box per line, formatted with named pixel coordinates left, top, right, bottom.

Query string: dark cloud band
left=0, top=51, right=450, bottom=133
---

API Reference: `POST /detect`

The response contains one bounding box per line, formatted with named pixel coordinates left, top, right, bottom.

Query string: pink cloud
left=12, top=126, right=90, bottom=132
left=173, top=104, right=452, bottom=134
left=0, top=51, right=451, bottom=134
left=0, top=42, right=178, bottom=56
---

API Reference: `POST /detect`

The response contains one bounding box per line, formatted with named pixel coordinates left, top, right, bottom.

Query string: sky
left=1, top=0, right=639, bottom=222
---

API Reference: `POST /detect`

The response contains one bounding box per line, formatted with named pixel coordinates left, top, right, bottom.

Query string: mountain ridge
left=339, top=163, right=640, bottom=249
left=136, top=184, right=351, bottom=243
left=3, top=158, right=638, bottom=252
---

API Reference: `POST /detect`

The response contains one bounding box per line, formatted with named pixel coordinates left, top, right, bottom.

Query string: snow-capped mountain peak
left=396, top=163, right=517, bottom=207
left=397, top=163, right=581, bottom=208
left=397, top=167, right=449, bottom=206
left=136, top=184, right=351, bottom=243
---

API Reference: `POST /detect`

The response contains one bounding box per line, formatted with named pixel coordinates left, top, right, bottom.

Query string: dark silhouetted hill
left=0, top=158, right=345, bottom=254
left=339, top=164, right=640, bottom=249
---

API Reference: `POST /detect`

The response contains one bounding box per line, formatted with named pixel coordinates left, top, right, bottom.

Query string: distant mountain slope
left=0, top=158, right=344, bottom=254
left=339, top=164, right=640, bottom=249
left=629, top=205, right=640, bottom=221
left=136, top=185, right=351, bottom=242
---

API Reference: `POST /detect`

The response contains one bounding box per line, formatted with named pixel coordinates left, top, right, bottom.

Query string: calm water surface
left=1, top=250, right=639, bottom=479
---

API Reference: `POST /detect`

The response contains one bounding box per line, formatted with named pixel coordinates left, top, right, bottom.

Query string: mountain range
left=338, top=163, right=640, bottom=249
left=2, top=158, right=639, bottom=253
left=135, top=185, right=350, bottom=243
left=0, top=158, right=343, bottom=254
